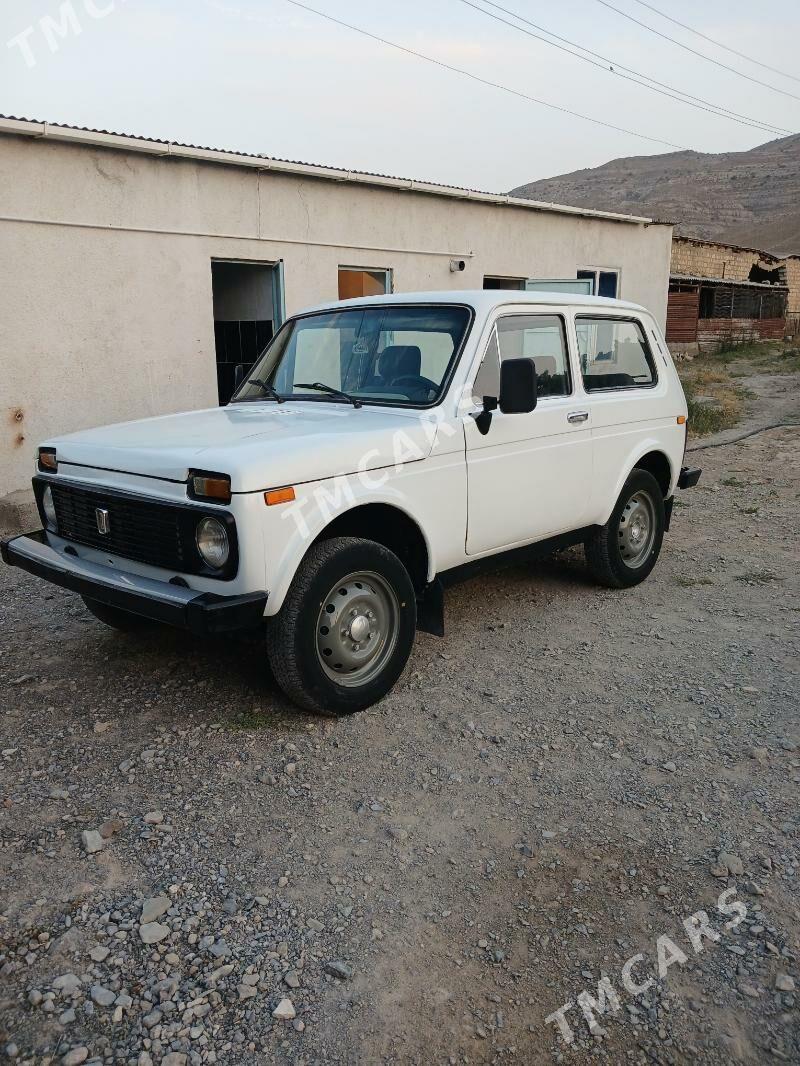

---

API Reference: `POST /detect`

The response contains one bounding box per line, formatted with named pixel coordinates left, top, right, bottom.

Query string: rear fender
left=598, top=439, right=674, bottom=526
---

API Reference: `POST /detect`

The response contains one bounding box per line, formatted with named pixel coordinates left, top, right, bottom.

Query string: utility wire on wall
left=281, top=0, right=692, bottom=151
left=458, top=0, right=793, bottom=136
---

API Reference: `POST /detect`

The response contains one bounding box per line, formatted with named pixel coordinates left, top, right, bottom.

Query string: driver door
left=464, top=311, right=593, bottom=555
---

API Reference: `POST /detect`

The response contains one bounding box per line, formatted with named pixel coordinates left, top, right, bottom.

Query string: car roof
left=304, top=289, right=648, bottom=317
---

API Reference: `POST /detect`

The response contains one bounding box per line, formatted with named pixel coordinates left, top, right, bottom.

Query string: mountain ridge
left=510, top=134, right=800, bottom=256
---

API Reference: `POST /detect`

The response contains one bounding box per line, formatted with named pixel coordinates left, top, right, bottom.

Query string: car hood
left=45, top=401, right=439, bottom=492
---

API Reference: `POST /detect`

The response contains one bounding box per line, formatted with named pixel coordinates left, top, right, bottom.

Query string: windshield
left=232, top=304, right=472, bottom=407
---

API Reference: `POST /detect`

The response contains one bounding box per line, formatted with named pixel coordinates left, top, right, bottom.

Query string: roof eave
left=0, top=115, right=658, bottom=227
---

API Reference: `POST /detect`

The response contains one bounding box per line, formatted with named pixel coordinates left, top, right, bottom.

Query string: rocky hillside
left=511, top=134, right=800, bottom=255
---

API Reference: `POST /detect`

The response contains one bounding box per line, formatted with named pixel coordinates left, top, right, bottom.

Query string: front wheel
left=266, top=537, right=417, bottom=715
left=584, top=469, right=665, bottom=588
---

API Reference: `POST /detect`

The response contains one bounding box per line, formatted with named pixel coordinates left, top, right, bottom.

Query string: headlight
left=195, top=517, right=229, bottom=569
left=42, top=485, right=58, bottom=531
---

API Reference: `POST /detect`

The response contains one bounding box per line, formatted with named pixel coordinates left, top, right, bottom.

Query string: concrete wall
left=0, top=132, right=673, bottom=500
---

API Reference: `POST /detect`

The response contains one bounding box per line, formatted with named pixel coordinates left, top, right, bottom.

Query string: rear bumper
left=678, top=466, right=702, bottom=490
left=1, top=530, right=267, bottom=635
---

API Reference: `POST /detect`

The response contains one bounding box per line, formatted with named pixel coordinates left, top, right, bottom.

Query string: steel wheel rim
left=316, top=570, right=400, bottom=687
left=618, top=490, right=656, bottom=568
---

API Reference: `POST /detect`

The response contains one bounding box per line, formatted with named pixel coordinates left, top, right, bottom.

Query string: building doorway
left=484, top=276, right=597, bottom=295
left=211, top=260, right=284, bottom=404
left=524, top=278, right=594, bottom=295
left=483, top=275, right=526, bottom=290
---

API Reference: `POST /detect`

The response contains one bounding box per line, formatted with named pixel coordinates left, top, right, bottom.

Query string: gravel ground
left=1, top=380, right=798, bottom=1065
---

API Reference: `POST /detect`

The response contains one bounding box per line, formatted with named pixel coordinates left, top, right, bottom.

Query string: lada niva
left=2, top=291, right=700, bottom=714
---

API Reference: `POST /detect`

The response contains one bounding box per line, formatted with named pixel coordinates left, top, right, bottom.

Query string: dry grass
left=677, top=338, right=799, bottom=437
left=680, top=373, right=744, bottom=437
left=718, top=340, right=800, bottom=374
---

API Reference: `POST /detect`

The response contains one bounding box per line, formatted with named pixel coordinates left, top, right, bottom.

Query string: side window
left=496, top=315, right=571, bottom=398
left=576, top=317, right=656, bottom=391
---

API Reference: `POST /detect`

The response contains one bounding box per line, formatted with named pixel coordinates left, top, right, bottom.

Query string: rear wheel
left=584, top=469, right=665, bottom=588
left=266, top=537, right=417, bottom=715
left=81, top=596, right=154, bottom=631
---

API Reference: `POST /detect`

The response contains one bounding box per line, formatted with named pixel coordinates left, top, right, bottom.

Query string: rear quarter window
left=576, top=317, right=657, bottom=391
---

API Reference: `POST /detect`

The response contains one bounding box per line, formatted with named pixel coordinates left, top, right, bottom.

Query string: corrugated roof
left=0, top=113, right=487, bottom=192
left=0, top=114, right=663, bottom=227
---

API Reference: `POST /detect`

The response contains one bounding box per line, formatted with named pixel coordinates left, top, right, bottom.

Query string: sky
left=2, top=0, right=799, bottom=192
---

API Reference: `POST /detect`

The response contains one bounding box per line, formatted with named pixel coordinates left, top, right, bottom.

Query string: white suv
left=2, top=291, right=700, bottom=714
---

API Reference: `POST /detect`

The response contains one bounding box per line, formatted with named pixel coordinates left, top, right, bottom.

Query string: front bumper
left=1, top=530, right=267, bottom=635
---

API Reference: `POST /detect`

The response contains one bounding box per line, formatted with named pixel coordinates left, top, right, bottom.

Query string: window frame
left=576, top=268, right=620, bottom=299
left=337, top=266, right=394, bottom=301
left=472, top=311, right=574, bottom=402
left=574, top=313, right=659, bottom=393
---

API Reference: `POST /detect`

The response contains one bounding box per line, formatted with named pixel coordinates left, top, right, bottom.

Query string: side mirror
left=233, top=363, right=251, bottom=391
left=499, top=358, right=537, bottom=414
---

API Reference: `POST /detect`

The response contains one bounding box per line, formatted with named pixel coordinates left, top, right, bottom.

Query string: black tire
left=81, top=596, right=154, bottom=632
left=584, top=469, right=665, bottom=589
left=266, top=536, right=417, bottom=715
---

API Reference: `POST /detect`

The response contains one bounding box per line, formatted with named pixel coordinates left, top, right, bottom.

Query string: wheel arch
left=634, top=450, right=672, bottom=498
left=265, top=498, right=434, bottom=615
left=600, top=443, right=674, bottom=525
left=311, top=503, right=431, bottom=593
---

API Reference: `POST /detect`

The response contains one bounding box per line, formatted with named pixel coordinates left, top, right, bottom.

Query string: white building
left=0, top=115, right=673, bottom=514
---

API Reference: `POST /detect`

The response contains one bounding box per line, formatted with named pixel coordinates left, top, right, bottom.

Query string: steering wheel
left=390, top=374, right=438, bottom=394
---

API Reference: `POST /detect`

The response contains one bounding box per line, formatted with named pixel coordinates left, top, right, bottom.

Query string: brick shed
left=667, top=236, right=791, bottom=353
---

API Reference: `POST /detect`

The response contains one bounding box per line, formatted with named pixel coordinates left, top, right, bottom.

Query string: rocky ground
left=1, top=365, right=798, bottom=1066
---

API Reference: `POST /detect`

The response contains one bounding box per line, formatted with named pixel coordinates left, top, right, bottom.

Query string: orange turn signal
left=677, top=415, right=687, bottom=425
left=265, top=486, right=296, bottom=506
left=38, top=448, right=58, bottom=472
left=191, top=474, right=231, bottom=502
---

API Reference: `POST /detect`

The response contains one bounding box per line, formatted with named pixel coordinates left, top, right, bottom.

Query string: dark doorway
left=483, top=275, right=526, bottom=290
left=211, top=261, right=282, bottom=404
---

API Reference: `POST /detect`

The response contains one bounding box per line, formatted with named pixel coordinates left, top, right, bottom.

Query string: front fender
left=261, top=469, right=437, bottom=615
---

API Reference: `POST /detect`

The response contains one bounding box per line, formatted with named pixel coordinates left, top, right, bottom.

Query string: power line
left=280, top=0, right=693, bottom=151
left=594, top=0, right=800, bottom=103
left=472, top=0, right=792, bottom=134
left=630, top=0, right=800, bottom=86
left=458, top=0, right=792, bottom=136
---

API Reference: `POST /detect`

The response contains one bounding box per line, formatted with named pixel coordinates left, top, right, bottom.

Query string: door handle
left=567, top=411, right=589, bottom=424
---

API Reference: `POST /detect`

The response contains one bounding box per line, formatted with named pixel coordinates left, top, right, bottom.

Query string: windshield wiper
left=295, top=382, right=362, bottom=408
left=247, top=378, right=285, bottom=403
